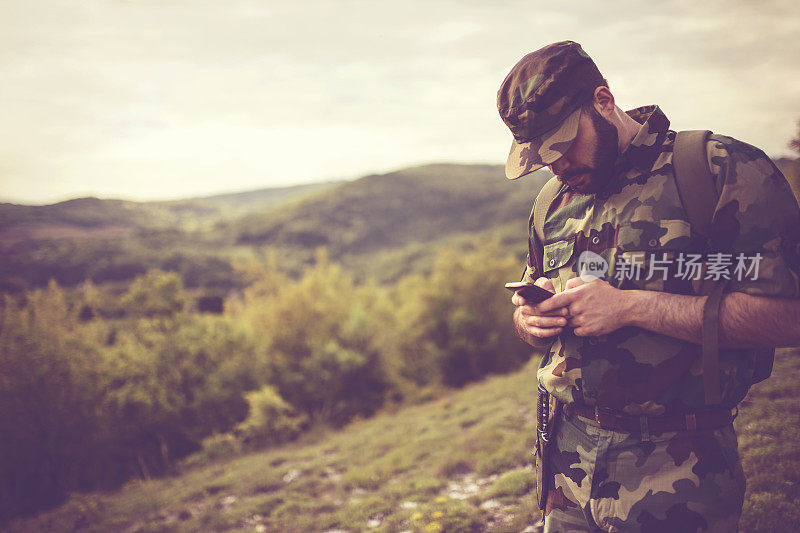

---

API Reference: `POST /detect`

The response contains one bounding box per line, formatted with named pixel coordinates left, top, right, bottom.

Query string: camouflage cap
left=497, top=41, right=606, bottom=179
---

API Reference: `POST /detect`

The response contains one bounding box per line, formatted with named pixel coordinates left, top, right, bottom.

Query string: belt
left=565, top=404, right=736, bottom=435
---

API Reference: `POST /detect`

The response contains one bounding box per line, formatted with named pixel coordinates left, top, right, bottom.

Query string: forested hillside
left=0, top=164, right=548, bottom=293
left=229, top=164, right=547, bottom=280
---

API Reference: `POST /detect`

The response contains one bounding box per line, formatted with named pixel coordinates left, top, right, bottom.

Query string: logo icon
left=578, top=251, right=608, bottom=282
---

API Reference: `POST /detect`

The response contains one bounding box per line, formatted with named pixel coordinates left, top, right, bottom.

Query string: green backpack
left=528, top=130, right=774, bottom=405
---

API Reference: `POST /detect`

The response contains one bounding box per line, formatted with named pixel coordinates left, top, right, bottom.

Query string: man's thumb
left=536, top=277, right=556, bottom=292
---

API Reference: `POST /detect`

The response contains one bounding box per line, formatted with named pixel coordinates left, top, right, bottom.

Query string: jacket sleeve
left=707, top=135, right=800, bottom=298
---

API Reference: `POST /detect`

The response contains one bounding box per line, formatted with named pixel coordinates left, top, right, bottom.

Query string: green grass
left=7, top=349, right=800, bottom=532
left=736, top=348, right=800, bottom=532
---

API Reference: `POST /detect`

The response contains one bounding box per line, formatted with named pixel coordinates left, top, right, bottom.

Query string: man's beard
left=561, top=106, right=619, bottom=193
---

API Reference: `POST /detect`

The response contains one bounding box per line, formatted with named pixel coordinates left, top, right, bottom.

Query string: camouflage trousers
left=542, top=409, right=746, bottom=532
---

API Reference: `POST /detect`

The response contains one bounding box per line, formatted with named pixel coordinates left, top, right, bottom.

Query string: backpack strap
left=532, top=176, right=564, bottom=246
left=701, top=282, right=725, bottom=405
left=673, top=130, right=715, bottom=239
left=674, top=129, right=724, bottom=405
left=525, top=177, right=563, bottom=281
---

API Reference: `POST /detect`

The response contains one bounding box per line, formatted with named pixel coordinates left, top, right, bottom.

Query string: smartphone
left=504, top=281, right=554, bottom=303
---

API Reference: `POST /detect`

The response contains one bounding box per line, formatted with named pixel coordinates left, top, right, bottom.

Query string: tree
left=0, top=281, right=106, bottom=521
left=238, top=249, right=393, bottom=426
left=98, top=312, right=258, bottom=479
left=783, top=119, right=800, bottom=202
left=389, top=239, right=536, bottom=388
left=120, top=269, right=186, bottom=317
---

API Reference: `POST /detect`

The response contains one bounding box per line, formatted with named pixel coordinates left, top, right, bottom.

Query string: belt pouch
left=534, top=385, right=561, bottom=511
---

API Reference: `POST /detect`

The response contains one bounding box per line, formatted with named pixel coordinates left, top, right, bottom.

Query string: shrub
left=235, top=386, right=309, bottom=448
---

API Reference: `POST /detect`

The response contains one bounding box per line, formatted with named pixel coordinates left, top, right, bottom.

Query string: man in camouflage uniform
left=497, top=41, right=800, bottom=532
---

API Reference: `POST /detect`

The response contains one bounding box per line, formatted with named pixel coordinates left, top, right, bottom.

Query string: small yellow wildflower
left=432, top=511, right=444, bottom=519
left=425, top=522, right=443, bottom=533
left=411, top=512, right=423, bottom=521
left=435, top=496, right=448, bottom=504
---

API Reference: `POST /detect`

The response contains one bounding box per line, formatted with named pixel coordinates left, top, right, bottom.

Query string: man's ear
left=592, top=86, right=615, bottom=118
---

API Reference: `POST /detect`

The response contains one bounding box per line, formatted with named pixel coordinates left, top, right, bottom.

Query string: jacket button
left=549, top=259, right=556, bottom=267
left=592, top=236, right=600, bottom=245
left=648, top=238, right=659, bottom=247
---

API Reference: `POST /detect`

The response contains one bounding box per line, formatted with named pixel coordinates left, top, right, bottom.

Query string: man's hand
left=512, top=277, right=569, bottom=347
left=517, top=275, right=800, bottom=347
left=544, top=277, right=632, bottom=337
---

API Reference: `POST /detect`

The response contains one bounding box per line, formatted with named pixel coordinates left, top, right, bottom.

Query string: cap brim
left=505, top=106, right=582, bottom=180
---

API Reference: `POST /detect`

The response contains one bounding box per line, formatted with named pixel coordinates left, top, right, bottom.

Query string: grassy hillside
left=7, top=348, right=799, bottom=533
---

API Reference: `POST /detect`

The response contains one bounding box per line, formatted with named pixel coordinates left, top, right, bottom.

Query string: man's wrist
left=529, top=334, right=556, bottom=348
left=513, top=307, right=557, bottom=348
left=623, top=290, right=650, bottom=329
left=621, top=288, right=709, bottom=343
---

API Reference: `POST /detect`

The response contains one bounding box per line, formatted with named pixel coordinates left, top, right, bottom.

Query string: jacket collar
left=616, top=105, right=671, bottom=174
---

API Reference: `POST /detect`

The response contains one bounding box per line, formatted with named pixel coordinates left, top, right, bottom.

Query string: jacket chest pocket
left=614, top=219, right=693, bottom=292
left=543, top=238, right=577, bottom=292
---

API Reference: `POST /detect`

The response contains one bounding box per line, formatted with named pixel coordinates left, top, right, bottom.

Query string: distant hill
left=0, top=197, right=149, bottom=229
left=228, top=163, right=548, bottom=280
left=152, top=181, right=339, bottom=230
left=0, top=164, right=550, bottom=292
left=0, top=182, right=339, bottom=292
left=0, top=181, right=338, bottom=241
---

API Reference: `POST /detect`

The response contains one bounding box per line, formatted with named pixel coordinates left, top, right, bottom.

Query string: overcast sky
left=1, top=0, right=798, bottom=205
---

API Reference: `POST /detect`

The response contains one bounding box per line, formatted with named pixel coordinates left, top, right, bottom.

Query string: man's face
left=548, top=105, right=619, bottom=194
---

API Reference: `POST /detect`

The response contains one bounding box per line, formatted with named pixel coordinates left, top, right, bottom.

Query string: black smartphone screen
left=504, top=282, right=554, bottom=303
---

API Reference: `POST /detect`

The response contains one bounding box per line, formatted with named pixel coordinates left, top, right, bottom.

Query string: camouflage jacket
left=523, top=105, right=800, bottom=415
